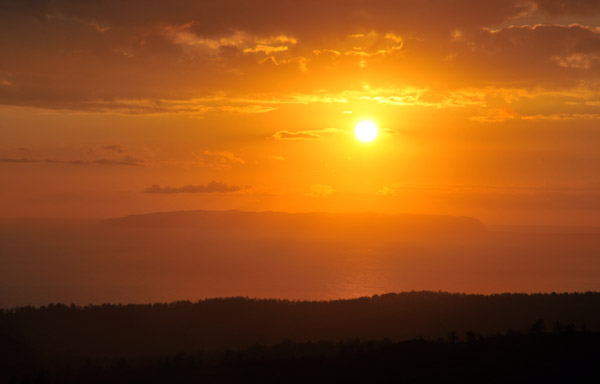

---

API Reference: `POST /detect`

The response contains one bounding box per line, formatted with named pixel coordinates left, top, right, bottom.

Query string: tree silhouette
left=447, top=331, right=459, bottom=343
left=529, top=319, right=545, bottom=334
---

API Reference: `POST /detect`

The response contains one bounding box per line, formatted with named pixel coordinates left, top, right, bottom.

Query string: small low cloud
left=103, top=145, right=125, bottom=154
left=144, top=181, right=243, bottom=194
left=274, top=131, right=322, bottom=140
left=243, top=45, right=289, bottom=54
left=376, top=187, right=398, bottom=196
left=305, top=184, right=335, bottom=197
left=268, top=155, right=285, bottom=161
left=470, top=108, right=517, bottom=123
left=164, top=150, right=245, bottom=170
left=195, top=150, right=245, bottom=170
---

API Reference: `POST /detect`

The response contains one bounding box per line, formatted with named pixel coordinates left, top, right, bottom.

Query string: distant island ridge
left=101, top=210, right=487, bottom=234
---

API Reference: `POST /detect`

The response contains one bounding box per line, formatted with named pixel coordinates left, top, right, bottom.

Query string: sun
left=355, top=121, right=378, bottom=143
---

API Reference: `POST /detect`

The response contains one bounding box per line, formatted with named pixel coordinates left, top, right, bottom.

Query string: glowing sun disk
left=355, top=121, right=378, bottom=142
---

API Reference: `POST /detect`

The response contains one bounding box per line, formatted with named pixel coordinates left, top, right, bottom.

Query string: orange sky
left=1, top=0, right=600, bottom=225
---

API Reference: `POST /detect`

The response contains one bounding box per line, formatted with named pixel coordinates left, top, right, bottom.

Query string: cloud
left=0, top=0, right=598, bottom=115
left=196, top=150, right=245, bottom=169
left=144, top=181, right=243, bottom=194
left=376, top=187, right=398, bottom=196
left=470, top=108, right=518, bottom=123
left=305, top=184, right=335, bottom=197
left=0, top=0, right=533, bottom=112
left=163, top=150, right=246, bottom=170
left=552, top=53, right=598, bottom=69
left=163, top=25, right=297, bottom=56
left=273, top=131, right=322, bottom=140
left=92, top=156, right=144, bottom=166
left=359, top=87, right=487, bottom=108
left=532, top=0, right=600, bottom=15
left=273, top=127, right=348, bottom=140
left=464, top=24, right=600, bottom=85
left=0, top=157, right=38, bottom=163
left=521, top=113, right=600, bottom=120
left=243, top=45, right=289, bottom=54
left=0, top=156, right=144, bottom=166
left=268, top=155, right=285, bottom=161
left=102, top=145, right=125, bottom=154
left=313, top=49, right=341, bottom=56
left=220, top=105, right=277, bottom=114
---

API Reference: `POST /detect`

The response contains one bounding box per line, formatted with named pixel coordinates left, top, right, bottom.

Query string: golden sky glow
left=1, top=0, right=600, bottom=225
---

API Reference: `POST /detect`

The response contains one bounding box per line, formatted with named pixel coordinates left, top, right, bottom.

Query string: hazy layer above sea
left=1, top=210, right=599, bottom=307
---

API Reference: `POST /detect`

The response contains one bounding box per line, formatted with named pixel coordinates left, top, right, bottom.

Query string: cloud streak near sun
left=273, top=128, right=348, bottom=140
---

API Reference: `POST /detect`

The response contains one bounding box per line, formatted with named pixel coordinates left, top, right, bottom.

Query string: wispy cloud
left=305, top=184, right=335, bottom=197
left=273, top=131, right=322, bottom=140
left=0, top=157, right=37, bottom=163
left=163, top=25, right=297, bottom=57
left=92, top=156, right=145, bottom=166
left=195, top=150, right=245, bottom=170
left=220, top=105, right=277, bottom=114
left=0, top=156, right=144, bottom=167
left=144, top=181, right=243, bottom=194
left=521, top=113, right=600, bottom=120
left=273, top=128, right=348, bottom=140
left=376, top=187, right=398, bottom=196
left=102, top=145, right=125, bottom=154
left=532, top=0, right=600, bottom=15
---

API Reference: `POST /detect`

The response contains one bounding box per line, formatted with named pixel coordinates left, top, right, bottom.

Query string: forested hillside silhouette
left=2, top=292, right=600, bottom=383
left=3, top=328, right=598, bottom=383
left=1, top=292, right=598, bottom=359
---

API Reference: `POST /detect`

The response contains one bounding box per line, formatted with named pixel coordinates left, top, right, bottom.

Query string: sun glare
left=355, top=121, right=378, bottom=143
